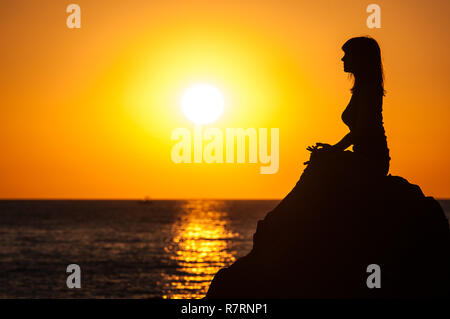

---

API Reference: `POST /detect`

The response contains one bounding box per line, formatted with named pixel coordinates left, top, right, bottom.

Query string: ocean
left=0, top=199, right=449, bottom=299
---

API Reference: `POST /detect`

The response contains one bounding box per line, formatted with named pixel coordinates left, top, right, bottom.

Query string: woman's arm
left=312, top=132, right=353, bottom=152
left=333, top=132, right=353, bottom=151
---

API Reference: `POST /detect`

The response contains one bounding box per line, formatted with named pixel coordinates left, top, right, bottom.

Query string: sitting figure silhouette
left=206, top=37, right=449, bottom=299
left=307, top=36, right=390, bottom=177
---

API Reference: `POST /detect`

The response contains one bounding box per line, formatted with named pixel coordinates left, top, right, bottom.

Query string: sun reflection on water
left=162, top=200, right=238, bottom=299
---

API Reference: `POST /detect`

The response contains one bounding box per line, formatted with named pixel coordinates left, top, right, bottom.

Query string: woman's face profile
left=341, top=51, right=353, bottom=73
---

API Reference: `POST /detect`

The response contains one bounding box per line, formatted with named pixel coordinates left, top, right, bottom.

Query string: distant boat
left=138, top=196, right=153, bottom=205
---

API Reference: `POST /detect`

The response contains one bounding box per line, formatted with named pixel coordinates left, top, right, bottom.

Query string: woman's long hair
left=342, top=36, right=385, bottom=96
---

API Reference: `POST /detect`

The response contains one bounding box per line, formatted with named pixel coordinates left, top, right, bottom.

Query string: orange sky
left=0, top=0, right=449, bottom=199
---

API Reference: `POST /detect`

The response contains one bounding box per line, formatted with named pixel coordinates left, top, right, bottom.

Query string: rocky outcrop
left=206, top=149, right=450, bottom=298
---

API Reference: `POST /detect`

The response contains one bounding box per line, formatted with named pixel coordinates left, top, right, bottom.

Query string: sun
left=181, top=84, right=225, bottom=124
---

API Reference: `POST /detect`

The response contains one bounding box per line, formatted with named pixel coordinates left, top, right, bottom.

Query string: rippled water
left=0, top=200, right=278, bottom=298
left=1, top=199, right=448, bottom=299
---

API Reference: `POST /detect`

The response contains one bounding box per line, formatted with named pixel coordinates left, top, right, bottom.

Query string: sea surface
left=0, top=199, right=449, bottom=299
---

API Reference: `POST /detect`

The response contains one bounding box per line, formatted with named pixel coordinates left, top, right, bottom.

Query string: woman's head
left=341, top=36, right=385, bottom=95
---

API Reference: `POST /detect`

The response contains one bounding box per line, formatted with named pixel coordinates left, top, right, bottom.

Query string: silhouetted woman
left=309, top=36, right=390, bottom=176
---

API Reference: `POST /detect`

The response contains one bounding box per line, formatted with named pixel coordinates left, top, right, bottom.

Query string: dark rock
left=206, top=150, right=450, bottom=298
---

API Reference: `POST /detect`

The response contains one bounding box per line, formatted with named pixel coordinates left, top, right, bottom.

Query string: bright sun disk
left=181, top=84, right=225, bottom=124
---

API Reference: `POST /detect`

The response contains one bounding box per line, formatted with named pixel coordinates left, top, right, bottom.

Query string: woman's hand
left=307, top=143, right=333, bottom=152
left=304, top=142, right=335, bottom=165
left=315, top=143, right=332, bottom=150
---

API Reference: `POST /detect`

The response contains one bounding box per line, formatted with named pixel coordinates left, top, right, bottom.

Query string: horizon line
left=0, top=197, right=285, bottom=201
left=0, top=198, right=449, bottom=201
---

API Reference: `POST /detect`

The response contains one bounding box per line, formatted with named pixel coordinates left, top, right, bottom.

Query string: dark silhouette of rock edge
left=206, top=150, right=450, bottom=298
